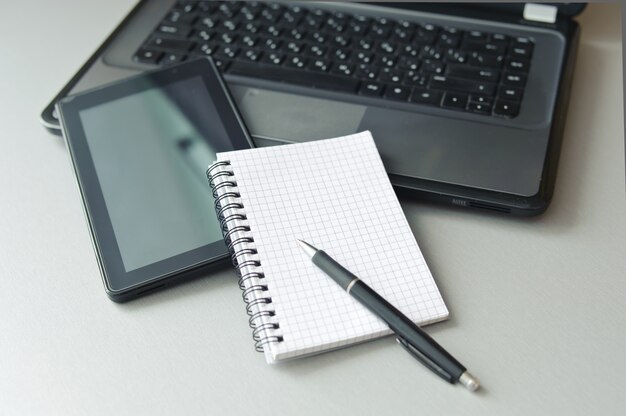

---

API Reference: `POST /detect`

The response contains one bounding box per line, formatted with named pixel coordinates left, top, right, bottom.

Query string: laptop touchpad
left=231, top=86, right=366, bottom=142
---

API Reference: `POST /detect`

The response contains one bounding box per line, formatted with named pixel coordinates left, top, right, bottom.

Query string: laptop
left=41, top=1, right=586, bottom=216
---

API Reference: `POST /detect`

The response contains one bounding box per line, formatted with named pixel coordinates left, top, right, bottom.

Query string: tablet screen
left=79, top=76, right=225, bottom=272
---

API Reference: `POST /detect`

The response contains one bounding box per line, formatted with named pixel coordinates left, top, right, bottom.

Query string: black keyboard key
left=215, top=45, right=239, bottom=59
left=404, top=72, right=429, bottom=87
left=241, top=21, right=262, bottom=34
left=167, top=11, right=198, bottom=25
left=158, top=24, right=192, bottom=38
left=400, top=43, right=420, bottom=58
left=326, top=13, right=349, bottom=33
left=283, top=40, right=305, bottom=54
left=515, top=36, right=533, bottom=45
left=308, top=31, right=328, bottom=45
left=502, top=72, right=527, bottom=87
left=493, top=100, right=520, bottom=117
left=330, top=63, right=354, bottom=77
left=239, top=48, right=263, bottom=63
left=264, top=24, right=282, bottom=37
left=162, top=52, right=185, bottom=65
left=239, top=34, right=259, bottom=47
left=384, top=85, right=411, bottom=101
left=490, top=33, right=510, bottom=43
left=438, top=30, right=462, bottom=48
left=355, top=64, right=378, bottom=80
left=283, top=9, right=304, bottom=26
left=356, top=38, right=375, bottom=51
left=446, top=64, right=500, bottom=82
left=330, top=34, right=351, bottom=47
left=150, top=37, right=195, bottom=52
left=415, top=25, right=438, bottom=44
left=331, top=47, right=351, bottom=61
left=510, top=42, right=533, bottom=58
left=260, top=37, right=281, bottom=51
left=442, top=92, right=469, bottom=110
left=379, top=68, right=404, bottom=84
left=461, top=40, right=508, bottom=55
left=302, top=14, right=324, bottom=30
left=212, top=58, right=231, bottom=71
left=266, top=2, right=285, bottom=14
left=305, top=44, right=327, bottom=57
left=370, top=22, right=391, bottom=39
left=284, top=55, right=308, bottom=69
left=195, top=43, right=219, bottom=56
left=392, top=22, right=415, bottom=42
left=374, top=54, right=396, bottom=67
left=445, top=49, right=467, bottom=64
left=193, top=29, right=214, bottom=42
left=466, top=30, right=487, bottom=41
left=430, top=75, right=497, bottom=96
left=227, top=61, right=360, bottom=92
left=398, top=56, right=419, bottom=71
left=307, top=8, right=329, bottom=21
left=443, top=27, right=462, bottom=35
left=469, top=95, right=493, bottom=105
left=223, top=19, right=240, bottom=32
left=506, top=58, right=530, bottom=73
left=286, top=28, right=307, bottom=41
left=467, top=101, right=491, bottom=114
left=217, top=2, right=239, bottom=18
left=360, top=81, right=385, bottom=96
left=468, top=52, right=505, bottom=68
left=498, top=86, right=523, bottom=101
left=198, top=16, right=219, bottom=29
left=421, top=59, right=445, bottom=75
left=259, top=7, right=280, bottom=22
left=410, top=88, right=442, bottom=105
left=347, top=16, right=371, bottom=36
left=354, top=50, right=374, bottom=64
left=174, top=2, right=196, bottom=14
left=135, top=49, right=163, bottom=64
left=240, top=5, right=260, bottom=21
left=421, top=45, right=443, bottom=60
left=259, top=51, right=284, bottom=65
left=308, top=58, right=331, bottom=72
left=219, top=33, right=238, bottom=44
left=377, top=41, right=397, bottom=55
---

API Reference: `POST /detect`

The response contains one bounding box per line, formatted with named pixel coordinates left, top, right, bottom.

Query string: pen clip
left=396, top=336, right=454, bottom=383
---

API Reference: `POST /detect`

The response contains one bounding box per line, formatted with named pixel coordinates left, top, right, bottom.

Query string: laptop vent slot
left=468, top=201, right=511, bottom=214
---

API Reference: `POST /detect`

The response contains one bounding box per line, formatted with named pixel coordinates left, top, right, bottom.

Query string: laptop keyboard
left=134, top=1, right=534, bottom=118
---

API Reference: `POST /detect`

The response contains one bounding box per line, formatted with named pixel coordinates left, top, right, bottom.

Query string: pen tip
left=459, top=372, right=480, bottom=392
left=296, top=239, right=318, bottom=258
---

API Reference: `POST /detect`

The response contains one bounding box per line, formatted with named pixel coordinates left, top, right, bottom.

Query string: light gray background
left=1, top=2, right=624, bottom=415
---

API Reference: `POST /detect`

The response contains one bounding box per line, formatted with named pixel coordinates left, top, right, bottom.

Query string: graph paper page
left=216, top=131, right=448, bottom=362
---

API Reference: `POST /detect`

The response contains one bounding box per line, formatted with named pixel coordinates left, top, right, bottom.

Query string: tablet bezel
left=57, top=58, right=253, bottom=301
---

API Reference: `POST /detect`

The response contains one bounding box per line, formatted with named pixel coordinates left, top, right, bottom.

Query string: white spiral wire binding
left=207, top=161, right=283, bottom=352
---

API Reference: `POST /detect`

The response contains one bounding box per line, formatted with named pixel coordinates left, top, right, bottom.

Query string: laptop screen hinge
left=523, top=3, right=558, bottom=24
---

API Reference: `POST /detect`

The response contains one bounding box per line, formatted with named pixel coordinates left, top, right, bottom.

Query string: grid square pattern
left=217, top=131, right=448, bottom=363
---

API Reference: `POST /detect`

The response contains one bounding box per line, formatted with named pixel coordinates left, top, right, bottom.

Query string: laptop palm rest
left=230, top=85, right=549, bottom=197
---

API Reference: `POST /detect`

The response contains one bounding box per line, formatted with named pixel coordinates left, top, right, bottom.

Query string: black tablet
left=57, top=58, right=253, bottom=302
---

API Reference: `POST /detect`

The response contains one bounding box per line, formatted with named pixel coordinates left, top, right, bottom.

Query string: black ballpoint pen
left=297, top=239, right=480, bottom=392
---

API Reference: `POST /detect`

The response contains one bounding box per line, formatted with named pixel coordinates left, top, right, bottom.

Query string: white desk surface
left=1, top=2, right=624, bottom=415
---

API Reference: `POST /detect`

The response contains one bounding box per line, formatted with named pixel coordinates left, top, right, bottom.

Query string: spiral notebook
left=207, top=131, right=448, bottom=363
